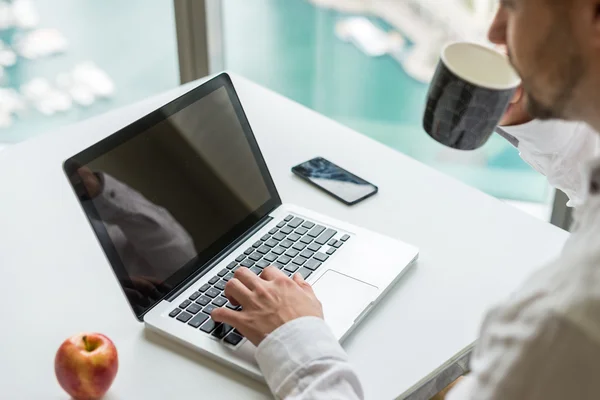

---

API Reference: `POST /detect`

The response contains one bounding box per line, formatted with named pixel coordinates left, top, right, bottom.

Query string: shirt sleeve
left=446, top=307, right=600, bottom=400
left=499, top=120, right=600, bottom=206
left=92, top=173, right=197, bottom=275
left=255, top=317, right=364, bottom=400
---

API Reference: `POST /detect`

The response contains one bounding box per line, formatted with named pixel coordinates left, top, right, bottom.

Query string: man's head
left=489, top=0, right=600, bottom=122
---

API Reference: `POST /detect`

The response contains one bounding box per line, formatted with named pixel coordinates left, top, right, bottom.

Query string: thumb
left=211, top=307, right=242, bottom=326
left=293, top=272, right=314, bottom=293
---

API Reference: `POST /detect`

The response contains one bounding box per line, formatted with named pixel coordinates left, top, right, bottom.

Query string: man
left=212, top=0, right=600, bottom=398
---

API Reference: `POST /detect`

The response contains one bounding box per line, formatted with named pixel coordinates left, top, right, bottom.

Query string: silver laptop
left=64, top=73, right=418, bottom=380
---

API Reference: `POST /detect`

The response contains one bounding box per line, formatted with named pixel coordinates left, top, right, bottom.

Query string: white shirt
left=254, top=120, right=600, bottom=400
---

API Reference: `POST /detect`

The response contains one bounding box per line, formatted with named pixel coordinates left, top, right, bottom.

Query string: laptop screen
left=64, top=75, right=280, bottom=319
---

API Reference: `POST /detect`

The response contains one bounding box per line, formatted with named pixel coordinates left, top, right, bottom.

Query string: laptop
left=64, top=73, right=419, bottom=380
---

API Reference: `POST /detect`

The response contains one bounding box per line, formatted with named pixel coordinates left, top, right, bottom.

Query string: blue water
left=222, top=0, right=550, bottom=203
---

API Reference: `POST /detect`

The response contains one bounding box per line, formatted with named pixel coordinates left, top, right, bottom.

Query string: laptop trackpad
left=312, top=270, right=378, bottom=339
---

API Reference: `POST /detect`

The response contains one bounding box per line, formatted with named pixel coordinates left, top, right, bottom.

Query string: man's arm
left=445, top=304, right=600, bottom=399
left=92, top=173, right=197, bottom=275
left=211, top=267, right=364, bottom=400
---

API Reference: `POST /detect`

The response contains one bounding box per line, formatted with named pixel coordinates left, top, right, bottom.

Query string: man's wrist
left=255, top=316, right=347, bottom=395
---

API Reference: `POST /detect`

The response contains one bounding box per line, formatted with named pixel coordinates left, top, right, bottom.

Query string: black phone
left=291, top=157, right=378, bottom=205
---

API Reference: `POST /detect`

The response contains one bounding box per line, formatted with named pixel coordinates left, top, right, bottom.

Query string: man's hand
left=499, top=86, right=533, bottom=127
left=211, top=266, right=324, bottom=346
left=77, top=167, right=102, bottom=198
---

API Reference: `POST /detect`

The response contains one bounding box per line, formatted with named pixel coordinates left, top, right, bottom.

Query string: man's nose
left=488, top=8, right=508, bottom=45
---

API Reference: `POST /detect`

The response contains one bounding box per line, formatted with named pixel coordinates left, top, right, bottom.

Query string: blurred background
left=0, top=0, right=562, bottom=224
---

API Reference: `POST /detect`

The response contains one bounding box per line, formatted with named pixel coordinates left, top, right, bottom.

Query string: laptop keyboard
left=168, top=214, right=350, bottom=346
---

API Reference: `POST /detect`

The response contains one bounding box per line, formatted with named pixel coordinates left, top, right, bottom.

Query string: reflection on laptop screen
left=67, top=85, right=274, bottom=316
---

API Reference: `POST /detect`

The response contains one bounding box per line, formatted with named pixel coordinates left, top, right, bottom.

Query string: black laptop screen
left=64, top=75, right=280, bottom=319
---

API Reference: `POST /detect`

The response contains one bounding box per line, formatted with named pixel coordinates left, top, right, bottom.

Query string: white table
left=0, top=74, right=569, bottom=399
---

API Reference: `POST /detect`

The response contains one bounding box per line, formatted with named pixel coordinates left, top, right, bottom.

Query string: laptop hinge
left=163, top=215, right=274, bottom=303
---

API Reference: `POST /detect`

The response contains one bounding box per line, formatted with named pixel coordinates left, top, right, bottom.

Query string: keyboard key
left=224, top=332, right=244, bottom=346
left=257, top=245, right=271, bottom=254
left=272, top=232, right=286, bottom=241
left=284, top=215, right=294, bottom=221
left=308, top=243, right=322, bottom=252
left=264, top=253, right=278, bottom=262
left=269, top=228, right=278, bottom=235
left=314, top=252, right=329, bottom=262
left=300, top=235, right=313, bottom=244
left=264, top=239, right=277, bottom=248
left=179, top=299, right=191, bottom=308
left=316, top=229, right=337, bottom=245
left=169, top=308, right=181, bottom=317
left=249, top=252, right=263, bottom=261
left=241, top=259, right=255, bottom=268
left=256, top=260, right=270, bottom=269
left=292, top=242, right=306, bottom=251
left=302, top=221, right=315, bottom=229
left=200, top=319, right=218, bottom=333
left=212, top=323, right=234, bottom=339
left=272, top=246, right=286, bottom=255
left=285, top=249, right=299, bottom=258
left=261, top=234, right=271, bottom=241
left=215, top=280, right=227, bottom=291
left=341, top=234, right=350, bottom=242
left=188, top=313, right=209, bottom=328
left=223, top=273, right=234, bottom=281
left=280, top=240, right=293, bottom=249
left=278, top=255, right=292, bottom=264
left=235, top=255, right=246, bottom=262
left=253, top=240, right=262, bottom=248
left=280, top=226, right=293, bottom=235
left=176, top=311, right=192, bottom=323
left=195, top=295, right=211, bottom=306
left=293, top=256, right=307, bottom=266
left=334, top=241, right=343, bottom=248
left=295, top=227, right=308, bottom=235
left=244, top=248, right=254, bottom=255
left=326, top=247, right=336, bottom=255
left=226, top=302, right=240, bottom=310
left=228, top=260, right=239, bottom=268
left=273, top=262, right=285, bottom=270
left=218, top=269, right=228, bottom=277
left=199, top=284, right=210, bottom=292
left=203, top=304, right=217, bottom=315
left=234, top=328, right=244, bottom=336
left=250, top=266, right=262, bottom=275
left=187, top=303, right=202, bottom=314
left=300, top=250, right=314, bottom=259
left=285, top=263, right=299, bottom=272
left=296, top=267, right=312, bottom=279
left=288, top=233, right=301, bottom=242
left=308, top=225, right=325, bottom=238
left=328, top=239, right=337, bottom=246
left=288, top=217, right=304, bottom=228
left=231, top=265, right=240, bottom=272
left=205, top=288, right=220, bottom=298
left=283, top=271, right=293, bottom=277
left=209, top=276, right=220, bottom=285
left=212, top=297, right=227, bottom=307
left=277, top=221, right=286, bottom=228
left=305, top=259, right=322, bottom=271
left=189, top=291, right=201, bottom=301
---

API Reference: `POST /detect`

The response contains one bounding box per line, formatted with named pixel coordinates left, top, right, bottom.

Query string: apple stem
left=83, top=335, right=90, bottom=352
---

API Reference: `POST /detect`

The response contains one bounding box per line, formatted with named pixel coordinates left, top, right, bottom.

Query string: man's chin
left=525, top=93, right=561, bottom=120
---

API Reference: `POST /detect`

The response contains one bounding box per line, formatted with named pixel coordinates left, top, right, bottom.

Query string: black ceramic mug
left=423, top=42, right=521, bottom=150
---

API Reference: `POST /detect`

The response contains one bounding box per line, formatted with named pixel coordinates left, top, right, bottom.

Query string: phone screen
left=292, top=157, right=378, bottom=205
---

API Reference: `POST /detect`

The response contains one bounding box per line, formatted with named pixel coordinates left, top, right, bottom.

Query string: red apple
left=54, top=333, right=118, bottom=400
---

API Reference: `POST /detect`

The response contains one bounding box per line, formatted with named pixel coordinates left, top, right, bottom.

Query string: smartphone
left=291, top=157, right=378, bottom=205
